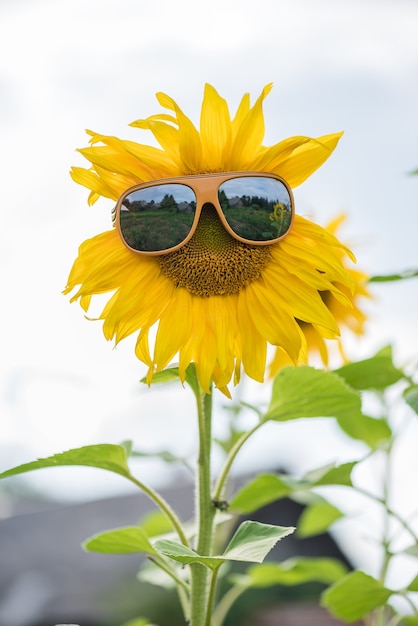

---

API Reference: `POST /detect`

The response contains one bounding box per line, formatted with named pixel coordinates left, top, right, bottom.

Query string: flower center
left=159, top=204, right=272, bottom=297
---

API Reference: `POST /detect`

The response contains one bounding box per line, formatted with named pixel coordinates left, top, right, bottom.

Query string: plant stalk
left=190, top=386, right=216, bottom=626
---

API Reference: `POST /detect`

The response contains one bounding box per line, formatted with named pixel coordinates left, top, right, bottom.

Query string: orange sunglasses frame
left=114, top=171, right=295, bottom=256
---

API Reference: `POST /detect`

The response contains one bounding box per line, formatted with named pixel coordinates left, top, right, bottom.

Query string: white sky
left=1, top=0, right=418, bottom=583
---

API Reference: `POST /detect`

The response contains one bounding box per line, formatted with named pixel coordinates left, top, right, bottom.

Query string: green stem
left=354, top=486, right=418, bottom=544
left=211, top=583, right=249, bottom=626
left=213, top=421, right=264, bottom=502
left=376, top=443, right=393, bottom=626
left=148, top=556, right=190, bottom=593
left=148, top=556, right=190, bottom=622
left=127, top=475, right=189, bottom=547
left=190, top=385, right=216, bottom=626
left=204, top=568, right=221, bottom=626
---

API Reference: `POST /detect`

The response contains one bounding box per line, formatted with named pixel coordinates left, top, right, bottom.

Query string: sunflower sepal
left=140, top=365, right=182, bottom=386
left=140, top=363, right=201, bottom=398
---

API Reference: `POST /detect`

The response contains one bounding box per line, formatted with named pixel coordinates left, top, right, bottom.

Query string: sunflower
left=64, top=83, right=359, bottom=396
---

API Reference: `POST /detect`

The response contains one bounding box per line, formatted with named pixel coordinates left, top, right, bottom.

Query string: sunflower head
left=65, top=84, right=365, bottom=395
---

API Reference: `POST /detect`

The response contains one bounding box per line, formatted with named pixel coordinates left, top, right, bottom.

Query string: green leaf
left=305, top=461, right=356, bottom=487
left=83, top=526, right=157, bottom=555
left=244, top=557, right=348, bottom=587
left=214, top=430, right=248, bottom=455
left=336, top=412, right=392, bottom=448
left=264, top=366, right=362, bottom=422
left=404, top=386, right=418, bottom=415
left=154, top=540, right=222, bottom=569
left=131, top=448, right=187, bottom=465
left=297, top=501, right=343, bottom=538
left=223, top=521, right=295, bottom=563
left=156, top=522, right=294, bottom=569
left=230, top=462, right=355, bottom=515
left=401, top=616, right=418, bottom=626
left=0, top=444, right=131, bottom=480
left=229, top=474, right=293, bottom=514
left=407, top=574, right=418, bottom=592
left=321, top=571, right=393, bottom=622
left=369, top=269, right=418, bottom=283
left=334, top=350, right=404, bottom=390
left=138, top=560, right=179, bottom=589
left=138, top=511, right=173, bottom=539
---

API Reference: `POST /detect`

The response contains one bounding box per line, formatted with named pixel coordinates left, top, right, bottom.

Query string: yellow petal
left=237, top=290, right=267, bottom=381
left=228, top=84, right=273, bottom=169
left=130, top=117, right=181, bottom=168
left=70, top=167, right=117, bottom=202
left=262, top=264, right=340, bottom=334
left=270, top=132, right=344, bottom=188
left=157, top=91, right=203, bottom=173
left=154, top=288, right=192, bottom=371
left=244, top=282, right=302, bottom=362
left=199, top=84, right=232, bottom=170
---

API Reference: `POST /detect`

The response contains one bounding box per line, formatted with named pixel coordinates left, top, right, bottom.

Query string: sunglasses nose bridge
left=192, top=182, right=225, bottom=219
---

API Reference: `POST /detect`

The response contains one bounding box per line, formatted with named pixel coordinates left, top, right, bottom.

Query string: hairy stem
left=213, top=421, right=264, bottom=502
left=190, top=386, right=216, bottom=626
left=127, top=475, right=189, bottom=547
left=211, top=582, right=249, bottom=626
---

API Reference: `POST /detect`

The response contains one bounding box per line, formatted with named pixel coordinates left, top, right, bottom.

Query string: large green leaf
left=229, top=462, right=355, bottom=515
left=321, top=571, right=393, bottom=622
left=401, top=616, right=418, bottom=626
left=334, top=348, right=404, bottom=390
left=229, top=474, right=293, bottom=514
left=242, top=557, right=348, bottom=587
left=336, top=412, right=392, bottom=448
left=297, top=501, right=343, bottom=537
left=155, top=522, right=294, bottom=569
left=223, top=521, right=294, bottom=563
left=264, top=366, right=392, bottom=448
left=0, top=444, right=132, bottom=480
left=264, top=366, right=362, bottom=422
left=83, top=526, right=157, bottom=555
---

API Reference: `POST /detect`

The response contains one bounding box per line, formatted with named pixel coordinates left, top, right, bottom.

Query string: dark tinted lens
left=218, top=176, right=292, bottom=241
left=119, top=184, right=197, bottom=252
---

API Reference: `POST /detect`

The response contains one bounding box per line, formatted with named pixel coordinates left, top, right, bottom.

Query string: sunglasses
left=114, top=172, right=294, bottom=255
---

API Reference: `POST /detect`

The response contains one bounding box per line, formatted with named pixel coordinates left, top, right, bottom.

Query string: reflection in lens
left=119, top=184, right=197, bottom=252
left=218, top=177, right=292, bottom=241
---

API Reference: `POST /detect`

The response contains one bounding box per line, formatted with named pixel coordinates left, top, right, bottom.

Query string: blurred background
left=0, top=0, right=417, bottom=624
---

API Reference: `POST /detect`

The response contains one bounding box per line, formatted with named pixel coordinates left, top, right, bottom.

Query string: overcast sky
left=1, top=2, right=418, bottom=579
